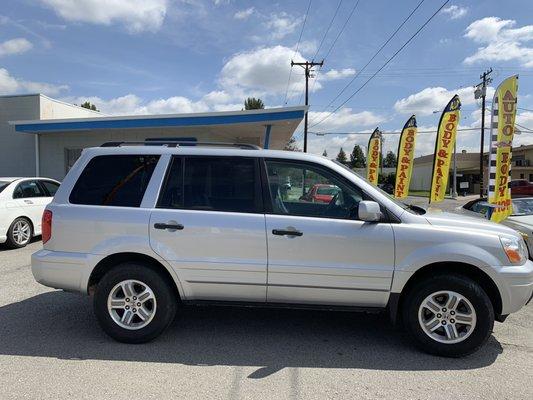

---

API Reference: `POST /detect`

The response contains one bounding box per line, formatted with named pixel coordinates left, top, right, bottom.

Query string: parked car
left=300, top=184, right=340, bottom=203
left=0, top=177, right=60, bottom=248
left=510, top=179, right=533, bottom=197
left=461, top=197, right=533, bottom=259
left=31, top=143, right=533, bottom=357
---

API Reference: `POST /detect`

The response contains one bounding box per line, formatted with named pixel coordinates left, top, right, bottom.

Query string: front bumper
left=32, top=249, right=92, bottom=293
left=496, top=259, right=533, bottom=315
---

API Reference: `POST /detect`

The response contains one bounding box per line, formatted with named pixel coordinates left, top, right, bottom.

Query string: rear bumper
left=31, top=249, right=91, bottom=293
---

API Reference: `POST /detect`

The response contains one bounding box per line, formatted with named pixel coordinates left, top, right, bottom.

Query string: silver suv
left=32, top=142, right=533, bottom=357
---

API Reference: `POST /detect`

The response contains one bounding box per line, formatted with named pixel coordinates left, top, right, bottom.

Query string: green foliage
left=244, top=97, right=265, bottom=110
left=383, top=150, right=397, bottom=168
left=284, top=136, right=301, bottom=152
left=349, top=144, right=366, bottom=168
left=336, top=147, right=348, bottom=165
left=80, top=101, right=98, bottom=111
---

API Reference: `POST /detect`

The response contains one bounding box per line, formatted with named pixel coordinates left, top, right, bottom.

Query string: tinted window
left=0, top=181, right=10, bottom=194
left=13, top=180, right=46, bottom=199
left=40, top=180, right=60, bottom=196
left=265, top=160, right=364, bottom=220
left=158, top=157, right=183, bottom=209
left=70, top=155, right=160, bottom=207
left=158, top=156, right=258, bottom=213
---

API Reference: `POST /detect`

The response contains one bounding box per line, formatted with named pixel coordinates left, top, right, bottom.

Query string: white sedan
left=0, top=177, right=60, bottom=248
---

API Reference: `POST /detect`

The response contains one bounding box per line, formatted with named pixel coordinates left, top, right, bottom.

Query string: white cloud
left=219, top=45, right=307, bottom=98
left=297, top=40, right=318, bottom=56
left=394, top=86, right=495, bottom=116
left=264, top=12, right=302, bottom=40
left=39, top=0, right=167, bottom=33
left=441, top=5, right=467, bottom=20
left=0, top=38, right=33, bottom=57
left=0, top=68, right=68, bottom=96
left=463, top=17, right=533, bottom=67
left=320, top=68, right=356, bottom=80
left=234, top=7, right=254, bottom=20
left=308, top=108, right=385, bottom=132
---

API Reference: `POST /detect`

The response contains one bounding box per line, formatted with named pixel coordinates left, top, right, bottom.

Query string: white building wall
left=0, top=95, right=40, bottom=177
left=0, top=94, right=104, bottom=178
left=39, top=95, right=104, bottom=120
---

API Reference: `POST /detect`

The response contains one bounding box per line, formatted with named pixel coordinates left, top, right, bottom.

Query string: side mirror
left=358, top=200, right=382, bottom=222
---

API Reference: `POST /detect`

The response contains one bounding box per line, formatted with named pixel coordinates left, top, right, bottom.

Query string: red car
left=300, top=184, right=340, bottom=203
left=510, top=179, right=533, bottom=197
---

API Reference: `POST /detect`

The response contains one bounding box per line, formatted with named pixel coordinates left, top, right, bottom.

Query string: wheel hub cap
left=13, top=220, right=30, bottom=245
left=418, top=290, right=477, bottom=344
left=107, top=279, right=157, bottom=330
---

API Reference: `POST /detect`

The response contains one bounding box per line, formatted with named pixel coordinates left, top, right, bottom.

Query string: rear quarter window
left=69, top=155, right=160, bottom=207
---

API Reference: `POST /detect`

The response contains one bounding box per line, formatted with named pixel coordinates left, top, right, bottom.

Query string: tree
left=322, top=149, right=328, bottom=157
left=80, top=101, right=98, bottom=111
left=244, top=97, right=265, bottom=110
left=383, top=150, right=397, bottom=168
left=336, top=147, right=348, bottom=165
left=349, top=144, right=366, bottom=169
left=284, top=136, right=301, bottom=151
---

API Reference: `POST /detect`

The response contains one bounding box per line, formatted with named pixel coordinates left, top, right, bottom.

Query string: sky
left=1, top=0, right=533, bottom=159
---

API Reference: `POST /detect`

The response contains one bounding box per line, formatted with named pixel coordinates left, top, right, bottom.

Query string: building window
left=529, top=174, right=533, bottom=182
left=520, top=173, right=525, bottom=179
left=65, top=148, right=83, bottom=173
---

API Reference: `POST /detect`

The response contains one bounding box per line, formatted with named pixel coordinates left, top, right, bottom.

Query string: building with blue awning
left=3, top=94, right=305, bottom=180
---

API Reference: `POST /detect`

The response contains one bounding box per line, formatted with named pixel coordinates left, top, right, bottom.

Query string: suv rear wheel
left=403, top=274, right=494, bottom=357
left=94, top=262, right=177, bottom=343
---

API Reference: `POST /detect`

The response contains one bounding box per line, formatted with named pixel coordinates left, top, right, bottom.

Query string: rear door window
left=69, top=155, right=160, bottom=207
left=13, top=180, right=47, bottom=199
left=158, top=156, right=261, bottom=213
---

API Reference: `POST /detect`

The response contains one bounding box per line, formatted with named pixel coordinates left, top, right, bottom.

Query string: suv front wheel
left=94, top=262, right=177, bottom=343
left=403, top=274, right=494, bottom=357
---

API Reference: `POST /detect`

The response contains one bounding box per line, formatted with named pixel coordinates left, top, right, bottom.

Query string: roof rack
left=100, top=141, right=261, bottom=150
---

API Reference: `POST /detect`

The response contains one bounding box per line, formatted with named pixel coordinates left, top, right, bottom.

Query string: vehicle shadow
left=0, top=291, right=502, bottom=375
left=0, top=236, right=41, bottom=251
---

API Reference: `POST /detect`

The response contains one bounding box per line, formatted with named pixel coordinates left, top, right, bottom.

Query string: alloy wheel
left=418, top=290, right=477, bottom=344
left=107, top=279, right=157, bottom=330
left=12, top=220, right=31, bottom=245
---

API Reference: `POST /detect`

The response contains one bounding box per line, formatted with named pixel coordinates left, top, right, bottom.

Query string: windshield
left=0, top=181, right=10, bottom=193
left=511, top=198, right=533, bottom=216
left=333, top=161, right=425, bottom=214
left=317, top=187, right=339, bottom=195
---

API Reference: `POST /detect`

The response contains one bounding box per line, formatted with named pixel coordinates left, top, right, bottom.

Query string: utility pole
left=292, top=59, right=324, bottom=152
left=475, top=68, right=493, bottom=198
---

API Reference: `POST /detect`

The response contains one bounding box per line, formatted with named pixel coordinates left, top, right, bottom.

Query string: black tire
left=94, top=262, right=177, bottom=343
left=5, top=217, right=33, bottom=249
left=403, top=274, right=494, bottom=357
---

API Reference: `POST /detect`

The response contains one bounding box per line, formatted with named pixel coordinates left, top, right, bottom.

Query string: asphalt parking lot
left=0, top=241, right=532, bottom=400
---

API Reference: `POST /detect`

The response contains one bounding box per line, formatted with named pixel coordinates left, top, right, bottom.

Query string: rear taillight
left=42, top=210, right=52, bottom=244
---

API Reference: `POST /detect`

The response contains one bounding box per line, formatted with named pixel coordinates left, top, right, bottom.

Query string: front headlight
left=500, top=236, right=528, bottom=264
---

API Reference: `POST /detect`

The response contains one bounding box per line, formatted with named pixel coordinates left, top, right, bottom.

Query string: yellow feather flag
left=488, top=75, right=519, bottom=222
left=429, top=95, right=461, bottom=203
left=366, top=128, right=381, bottom=185
left=394, top=115, right=417, bottom=199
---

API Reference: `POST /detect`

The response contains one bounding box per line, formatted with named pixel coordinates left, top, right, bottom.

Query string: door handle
left=272, top=229, right=303, bottom=237
left=24, top=200, right=34, bottom=204
left=154, top=222, right=184, bottom=231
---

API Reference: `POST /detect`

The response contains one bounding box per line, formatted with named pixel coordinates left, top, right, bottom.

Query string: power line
left=321, top=0, right=361, bottom=62
left=518, top=107, right=533, bottom=112
left=310, top=127, right=483, bottom=135
left=310, top=0, right=450, bottom=129
left=311, top=0, right=426, bottom=119
left=311, top=0, right=343, bottom=61
left=283, top=0, right=312, bottom=105
left=302, top=0, right=343, bottom=105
